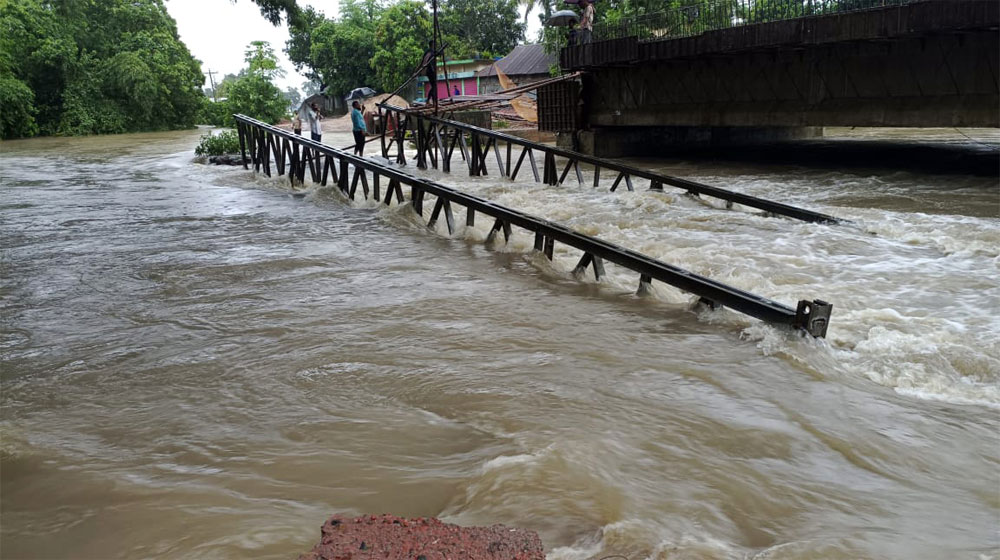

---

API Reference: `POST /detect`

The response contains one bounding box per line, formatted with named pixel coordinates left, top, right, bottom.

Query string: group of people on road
left=290, top=99, right=368, bottom=156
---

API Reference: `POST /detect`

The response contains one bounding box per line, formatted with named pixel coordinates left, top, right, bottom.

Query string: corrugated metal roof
left=477, top=44, right=556, bottom=78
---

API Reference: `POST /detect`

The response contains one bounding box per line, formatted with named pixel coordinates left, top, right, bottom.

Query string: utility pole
left=431, top=0, right=453, bottom=113
left=431, top=0, right=438, bottom=113
left=206, top=69, right=218, bottom=102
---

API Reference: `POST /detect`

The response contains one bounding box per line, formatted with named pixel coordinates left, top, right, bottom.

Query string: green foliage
left=199, top=98, right=231, bottom=126
left=194, top=129, right=240, bottom=156
left=287, top=0, right=381, bottom=95
left=208, top=73, right=240, bottom=100
left=0, top=74, right=38, bottom=138
left=286, top=0, right=524, bottom=99
left=243, top=0, right=301, bottom=26
left=301, top=80, right=320, bottom=96
left=226, top=41, right=287, bottom=125
left=441, top=0, right=524, bottom=59
left=227, top=75, right=286, bottom=125
left=284, top=6, right=328, bottom=85
left=0, top=0, right=205, bottom=138
left=245, top=40, right=285, bottom=80
left=283, top=87, right=302, bottom=111
left=310, top=17, right=378, bottom=96
left=372, top=1, right=432, bottom=93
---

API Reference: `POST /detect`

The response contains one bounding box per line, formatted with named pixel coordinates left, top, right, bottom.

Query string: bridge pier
left=562, top=126, right=823, bottom=158
left=551, top=0, right=999, bottom=159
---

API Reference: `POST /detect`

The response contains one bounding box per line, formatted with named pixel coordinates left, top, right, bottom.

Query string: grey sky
left=165, top=0, right=543, bottom=94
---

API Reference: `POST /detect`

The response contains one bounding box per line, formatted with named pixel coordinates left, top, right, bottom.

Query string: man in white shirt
left=305, top=103, right=322, bottom=142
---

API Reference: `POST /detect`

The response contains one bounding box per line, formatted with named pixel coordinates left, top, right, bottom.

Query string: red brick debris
left=298, top=513, right=545, bottom=560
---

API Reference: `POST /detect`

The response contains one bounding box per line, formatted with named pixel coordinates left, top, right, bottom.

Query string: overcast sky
left=165, top=0, right=543, bottom=94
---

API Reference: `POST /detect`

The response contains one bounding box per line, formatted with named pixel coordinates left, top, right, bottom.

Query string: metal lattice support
left=377, top=104, right=843, bottom=224
left=234, top=113, right=834, bottom=337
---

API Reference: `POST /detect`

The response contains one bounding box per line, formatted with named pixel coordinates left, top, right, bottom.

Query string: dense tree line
left=286, top=0, right=525, bottom=99
left=0, top=0, right=205, bottom=139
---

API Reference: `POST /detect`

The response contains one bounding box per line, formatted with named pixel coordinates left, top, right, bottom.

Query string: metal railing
left=594, top=0, right=919, bottom=42
left=378, top=103, right=843, bottom=224
left=233, top=113, right=834, bottom=337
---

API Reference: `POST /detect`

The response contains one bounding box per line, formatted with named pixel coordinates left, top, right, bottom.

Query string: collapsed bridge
left=234, top=113, right=835, bottom=337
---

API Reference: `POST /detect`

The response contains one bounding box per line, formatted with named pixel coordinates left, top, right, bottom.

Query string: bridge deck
left=234, top=114, right=833, bottom=337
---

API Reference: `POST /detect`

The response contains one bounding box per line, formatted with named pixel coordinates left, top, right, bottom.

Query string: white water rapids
left=1, top=127, right=997, bottom=559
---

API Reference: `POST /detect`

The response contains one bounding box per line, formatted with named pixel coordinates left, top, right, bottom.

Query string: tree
left=0, top=0, right=204, bottom=138
left=245, top=40, right=285, bottom=80
left=214, top=73, right=240, bottom=99
left=284, top=5, right=327, bottom=84
left=0, top=73, right=38, bottom=138
left=371, top=1, right=432, bottom=93
left=227, top=40, right=286, bottom=124
left=240, top=0, right=301, bottom=26
left=301, top=80, right=320, bottom=96
left=441, top=0, right=524, bottom=59
left=310, top=18, right=379, bottom=96
left=286, top=0, right=382, bottom=97
left=283, top=86, right=301, bottom=110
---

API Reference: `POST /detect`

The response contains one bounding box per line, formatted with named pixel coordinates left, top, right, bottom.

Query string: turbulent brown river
left=2, top=127, right=998, bottom=560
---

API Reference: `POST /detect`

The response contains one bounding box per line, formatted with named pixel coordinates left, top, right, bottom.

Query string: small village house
left=416, top=58, right=495, bottom=102
left=477, top=44, right=557, bottom=95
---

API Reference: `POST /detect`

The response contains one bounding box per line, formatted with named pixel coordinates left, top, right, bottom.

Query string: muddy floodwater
left=1, top=127, right=998, bottom=559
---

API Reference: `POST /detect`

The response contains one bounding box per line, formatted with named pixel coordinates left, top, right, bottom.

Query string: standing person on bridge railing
left=351, top=100, right=367, bottom=156
left=579, top=0, right=594, bottom=44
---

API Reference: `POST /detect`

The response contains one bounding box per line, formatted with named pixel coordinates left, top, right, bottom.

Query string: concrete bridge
left=553, top=0, right=999, bottom=156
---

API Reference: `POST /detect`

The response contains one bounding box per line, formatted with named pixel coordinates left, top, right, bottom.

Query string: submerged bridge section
left=377, top=103, right=842, bottom=224
left=557, top=0, right=999, bottom=156
left=233, top=114, right=834, bottom=337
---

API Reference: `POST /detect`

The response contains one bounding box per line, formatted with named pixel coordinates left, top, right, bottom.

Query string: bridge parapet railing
left=233, top=113, right=835, bottom=337
left=593, top=0, right=918, bottom=43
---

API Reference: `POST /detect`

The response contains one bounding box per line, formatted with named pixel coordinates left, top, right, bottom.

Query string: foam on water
left=360, top=142, right=999, bottom=409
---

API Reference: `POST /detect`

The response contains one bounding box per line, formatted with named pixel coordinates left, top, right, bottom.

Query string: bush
left=194, top=129, right=241, bottom=156
left=0, top=75, right=38, bottom=139
left=198, top=97, right=231, bottom=127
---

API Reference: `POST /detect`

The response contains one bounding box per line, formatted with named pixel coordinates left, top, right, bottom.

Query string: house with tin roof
left=477, top=44, right=557, bottom=95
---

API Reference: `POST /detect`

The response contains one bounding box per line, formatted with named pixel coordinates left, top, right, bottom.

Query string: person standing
left=579, top=0, right=594, bottom=44
left=351, top=100, right=367, bottom=156
left=421, top=42, right=437, bottom=105
left=307, top=103, right=322, bottom=142
left=453, top=85, right=460, bottom=97
left=292, top=114, right=302, bottom=135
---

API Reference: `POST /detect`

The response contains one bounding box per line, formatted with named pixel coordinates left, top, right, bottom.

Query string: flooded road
left=1, top=127, right=998, bottom=559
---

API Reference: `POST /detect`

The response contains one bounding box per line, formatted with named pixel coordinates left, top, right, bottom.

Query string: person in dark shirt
left=421, top=42, right=437, bottom=105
